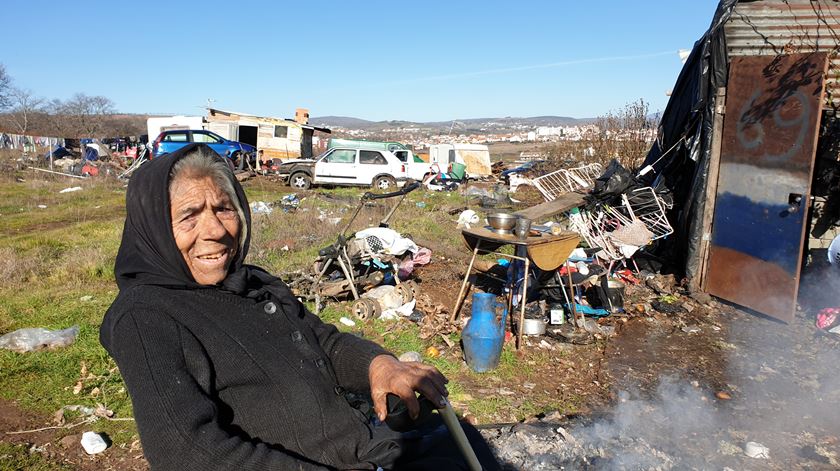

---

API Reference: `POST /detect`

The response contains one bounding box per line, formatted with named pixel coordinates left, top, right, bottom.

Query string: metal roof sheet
left=725, top=0, right=840, bottom=107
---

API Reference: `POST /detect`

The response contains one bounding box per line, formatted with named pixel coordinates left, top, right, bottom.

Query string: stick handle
left=439, top=399, right=482, bottom=471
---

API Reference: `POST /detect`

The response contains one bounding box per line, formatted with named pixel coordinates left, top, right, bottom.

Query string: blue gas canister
left=461, top=292, right=507, bottom=372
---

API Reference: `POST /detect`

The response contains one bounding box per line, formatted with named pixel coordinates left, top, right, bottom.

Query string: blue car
left=152, top=130, right=256, bottom=169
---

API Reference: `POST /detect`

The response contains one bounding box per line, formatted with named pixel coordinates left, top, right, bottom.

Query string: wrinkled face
left=169, top=175, right=241, bottom=285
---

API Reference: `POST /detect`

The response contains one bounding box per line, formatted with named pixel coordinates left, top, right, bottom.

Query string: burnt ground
left=3, top=267, right=840, bottom=469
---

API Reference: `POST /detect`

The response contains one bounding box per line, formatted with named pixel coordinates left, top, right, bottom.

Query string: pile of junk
left=284, top=182, right=432, bottom=320
left=452, top=158, right=677, bottom=373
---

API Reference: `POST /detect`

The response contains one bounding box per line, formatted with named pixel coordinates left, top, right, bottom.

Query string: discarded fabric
left=398, top=247, right=432, bottom=279
left=816, top=307, right=840, bottom=334
left=0, top=325, right=80, bottom=353
left=59, top=186, right=83, bottom=194
left=355, top=227, right=418, bottom=256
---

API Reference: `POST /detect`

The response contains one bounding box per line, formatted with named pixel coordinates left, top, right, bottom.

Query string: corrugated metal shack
left=205, top=108, right=330, bottom=163
left=641, top=0, right=840, bottom=322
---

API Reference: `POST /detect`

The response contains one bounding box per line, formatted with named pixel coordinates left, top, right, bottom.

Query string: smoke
left=570, top=377, right=722, bottom=470
left=566, top=310, right=840, bottom=469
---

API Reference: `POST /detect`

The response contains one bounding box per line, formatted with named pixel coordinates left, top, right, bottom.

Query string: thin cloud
left=386, top=50, right=678, bottom=84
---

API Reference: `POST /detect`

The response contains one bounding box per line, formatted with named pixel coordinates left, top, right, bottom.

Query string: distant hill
left=309, top=116, right=377, bottom=128
left=310, top=115, right=594, bottom=132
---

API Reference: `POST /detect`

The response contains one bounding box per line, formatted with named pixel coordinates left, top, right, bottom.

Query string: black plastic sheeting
left=638, top=0, right=738, bottom=281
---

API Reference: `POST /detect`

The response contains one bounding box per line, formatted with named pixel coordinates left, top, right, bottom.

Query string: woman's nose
left=198, top=211, right=227, bottom=239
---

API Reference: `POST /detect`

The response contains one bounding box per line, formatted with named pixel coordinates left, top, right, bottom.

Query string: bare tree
left=0, top=64, right=11, bottom=110
left=543, top=98, right=657, bottom=171
left=55, top=93, right=116, bottom=137
left=1, top=87, right=44, bottom=135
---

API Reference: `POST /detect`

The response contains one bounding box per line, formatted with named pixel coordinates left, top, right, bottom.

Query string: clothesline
left=0, top=132, right=65, bottom=151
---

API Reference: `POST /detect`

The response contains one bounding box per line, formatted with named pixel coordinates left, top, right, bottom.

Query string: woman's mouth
left=194, top=251, right=229, bottom=265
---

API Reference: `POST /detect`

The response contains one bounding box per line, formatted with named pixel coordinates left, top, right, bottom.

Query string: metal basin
left=522, top=318, right=546, bottom=336
left=487, top=213, right=518, bottom=232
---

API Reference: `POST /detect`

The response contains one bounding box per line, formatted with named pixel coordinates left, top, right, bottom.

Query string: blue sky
left=1, top=0, right=719, bottom=122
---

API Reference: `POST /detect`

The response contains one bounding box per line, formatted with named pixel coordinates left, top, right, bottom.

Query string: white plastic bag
left=0, top=325, right=80, bottom=353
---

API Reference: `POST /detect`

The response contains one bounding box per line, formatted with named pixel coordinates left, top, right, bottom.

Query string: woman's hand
left=368, top=354, right=449, bottom=422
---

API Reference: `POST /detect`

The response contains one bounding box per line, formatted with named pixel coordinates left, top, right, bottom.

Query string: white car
left=280, top=148, right=408, bottom=190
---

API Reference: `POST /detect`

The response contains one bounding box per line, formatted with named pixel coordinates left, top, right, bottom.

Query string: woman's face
left=169, top=175, right=241, bottom=285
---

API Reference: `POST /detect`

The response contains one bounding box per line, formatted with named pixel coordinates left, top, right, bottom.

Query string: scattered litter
left=339, top=317, right=356, bottom=327
left=280, top=194, right=300, bottom=212
left=250, top=201, right=273, bottom=215
left=816, top=307, right=840, bottom=334
left=59, top=186, right=83, bottom=194
left=0, top=325, right=80, bottom=353
left=381, top=299, right=416, bottom=320
left=398, top=351, right=422, bottom=362
left=37, top=204, right=47, bottom=209
left=415, top=201, right=427, bottom=208
left=54, top=404, right=114, bottom=424
left=425, top=346, right=440, bottom=358
left=456, top=209, right=480, bottom=229
left=715, top=391, right=732, bottom=400
left=681, top=325, right=701, bottom=334
left=80, top=431, right=108, bottom=455
left=79, top=295, right=93, bottom=302
left=744, top=441, right=770, bottom=459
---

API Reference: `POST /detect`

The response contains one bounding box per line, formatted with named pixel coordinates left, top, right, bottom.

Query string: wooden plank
left=513, top=191, right=586, bottom=221
left=695, top=87, right=726, bottom=292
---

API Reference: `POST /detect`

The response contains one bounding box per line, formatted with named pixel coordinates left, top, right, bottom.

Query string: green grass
left=0, top=442, right=74, bottom=471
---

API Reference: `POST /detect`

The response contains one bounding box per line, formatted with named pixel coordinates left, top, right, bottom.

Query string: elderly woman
left=100, top=144, right=499, bottom=470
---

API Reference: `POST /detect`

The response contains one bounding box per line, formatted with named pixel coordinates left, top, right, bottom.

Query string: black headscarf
left=115, top=143, right=276, bottom=297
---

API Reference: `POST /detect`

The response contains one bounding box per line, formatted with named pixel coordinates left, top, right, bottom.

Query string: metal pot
left=522, top=318, right=546, bottom=336
left=487, top=213, right=518, bottom=233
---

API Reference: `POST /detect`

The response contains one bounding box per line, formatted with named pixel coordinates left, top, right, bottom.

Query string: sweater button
left=314, top=358, right=326, bottom=368
left=291, top=331, right=302, bottom=342
left=264, top=302, right=277, bottom=314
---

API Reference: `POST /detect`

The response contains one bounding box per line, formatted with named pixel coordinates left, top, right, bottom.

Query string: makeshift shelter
left=643, top=0, right=840, bottom=321
left=205, top=108, right=330, bottom=163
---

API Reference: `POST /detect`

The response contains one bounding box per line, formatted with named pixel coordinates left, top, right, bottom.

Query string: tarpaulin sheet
left=639, top=0, right=738, bottom=280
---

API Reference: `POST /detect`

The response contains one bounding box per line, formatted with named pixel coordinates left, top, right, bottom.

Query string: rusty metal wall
left=726, top=0, right=840, bottom=108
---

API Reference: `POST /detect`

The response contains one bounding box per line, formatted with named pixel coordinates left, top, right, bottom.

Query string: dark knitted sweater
left=100, top=282, right=396, bottom=470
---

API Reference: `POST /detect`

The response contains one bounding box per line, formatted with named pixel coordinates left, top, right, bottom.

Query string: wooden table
left=450, top=226, right=580, bottom=348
